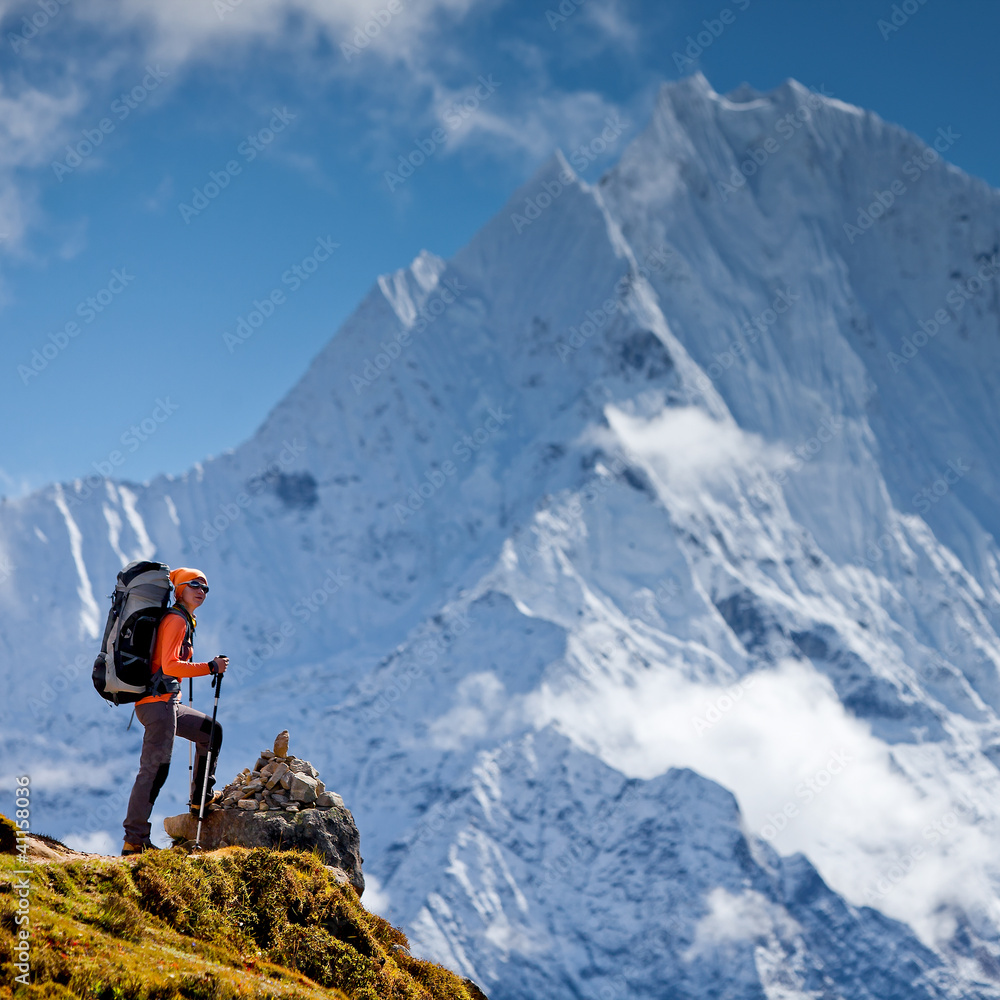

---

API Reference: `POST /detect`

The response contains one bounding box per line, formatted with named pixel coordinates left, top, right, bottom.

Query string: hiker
left=122, top=567, right=228, bottom=856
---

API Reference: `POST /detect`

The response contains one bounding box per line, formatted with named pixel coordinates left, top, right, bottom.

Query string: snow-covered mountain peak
left=5, top=74, right=1000, bottom=998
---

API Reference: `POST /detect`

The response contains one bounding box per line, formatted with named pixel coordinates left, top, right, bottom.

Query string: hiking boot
left=189, top=791, right=222, bottom=816
left=121, top=839, right=160, bottom=856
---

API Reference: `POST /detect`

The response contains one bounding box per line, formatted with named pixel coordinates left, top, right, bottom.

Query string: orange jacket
left=137, top=609, right=214, bottom=705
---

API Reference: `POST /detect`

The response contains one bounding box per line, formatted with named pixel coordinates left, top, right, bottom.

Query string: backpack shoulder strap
left=163, top=605, right=195, bottom=654
left=164, top=604, right=195, bottom=636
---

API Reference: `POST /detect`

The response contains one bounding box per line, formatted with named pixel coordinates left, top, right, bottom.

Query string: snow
left=3, top=73, right=1000, bottom=996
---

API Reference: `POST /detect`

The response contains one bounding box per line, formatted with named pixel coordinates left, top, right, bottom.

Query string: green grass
left=0, top=829, right=487, bottom=1000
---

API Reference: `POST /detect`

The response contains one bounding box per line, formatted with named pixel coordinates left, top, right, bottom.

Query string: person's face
left=178, top=577, right=209, bottom=611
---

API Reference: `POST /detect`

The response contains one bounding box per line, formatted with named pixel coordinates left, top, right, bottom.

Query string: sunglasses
left=183, top=581, right=209, bottom=593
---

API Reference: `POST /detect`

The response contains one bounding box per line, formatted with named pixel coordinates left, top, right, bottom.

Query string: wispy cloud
left=582, top=0, right=640, bottom=54
left=531, top=655, right=997, bottom=949
left=0, top=0, right=651, bottom=278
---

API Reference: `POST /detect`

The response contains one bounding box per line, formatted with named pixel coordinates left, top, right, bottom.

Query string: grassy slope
left=0, top=816, right=487, bottom=1000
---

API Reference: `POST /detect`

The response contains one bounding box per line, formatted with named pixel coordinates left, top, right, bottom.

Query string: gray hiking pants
left=123, top=697, right=223, bottom=843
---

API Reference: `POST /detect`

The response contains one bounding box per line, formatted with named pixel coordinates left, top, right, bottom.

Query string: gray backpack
left=92, top=560, right=175, bottom=704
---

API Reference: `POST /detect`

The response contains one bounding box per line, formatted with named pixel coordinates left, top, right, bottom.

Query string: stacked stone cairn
left=217, top=730, right=342, bottom=814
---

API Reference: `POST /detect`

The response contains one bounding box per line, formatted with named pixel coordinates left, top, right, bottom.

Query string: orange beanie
left=170, top=567, right=207, bottom=598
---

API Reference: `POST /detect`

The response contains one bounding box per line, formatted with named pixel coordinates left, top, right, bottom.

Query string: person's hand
left=210, top=655, right=229, bottom=675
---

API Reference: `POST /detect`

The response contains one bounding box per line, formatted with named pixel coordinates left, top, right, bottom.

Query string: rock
left=254, top=757, right=269, bottom=772
left=315, top=792, right=342, bottom=809
left=243, top=779, right=264, bottom=793
left=289, top=773, right=318, bottom=804
left=265, top=762, right=289, bottom=789
left=325, top=866, right=352, bottom=888
left=273, top=730, right=289, bottom=758
left=279, top=771, right=293, bottom=790
left=315, top=780, right=326, bottom=795
left=261, top=749, right=274, bottom=760
left=163, top=805, right=365, bottom=895
left=237, top=799, right=257, bottom=810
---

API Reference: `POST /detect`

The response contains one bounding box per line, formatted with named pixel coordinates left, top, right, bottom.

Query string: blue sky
left=1, top=0, right=997, bottom=497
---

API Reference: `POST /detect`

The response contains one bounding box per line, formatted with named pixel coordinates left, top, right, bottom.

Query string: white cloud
left=442, top=88, right=628, bottom=163
left=75, top=0, right=490, bottom=68
left=429, top=672, right=521, bottom=751
left=363, top=872, right=392, bottom=915
left=582, top=0, right=639, bottom=54
left=685, top=888, right=798, bottom=957
left=530, top=655, right=999, bottom=948
left=606, top=405, right=771, bottom=495
left=0, top=80, right=88, bottom=251
left=0, top=0, right=650, bottom=264
left=63, top=829, right=117, bottom=855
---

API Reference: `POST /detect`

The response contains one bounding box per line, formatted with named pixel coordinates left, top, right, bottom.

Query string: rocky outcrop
left=164, top=731, right=364, bottom=894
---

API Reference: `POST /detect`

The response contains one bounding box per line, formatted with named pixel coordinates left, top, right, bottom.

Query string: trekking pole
left=194, top=667, right=224, bottom=850
left=188, top=678, right=193, bottom=799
